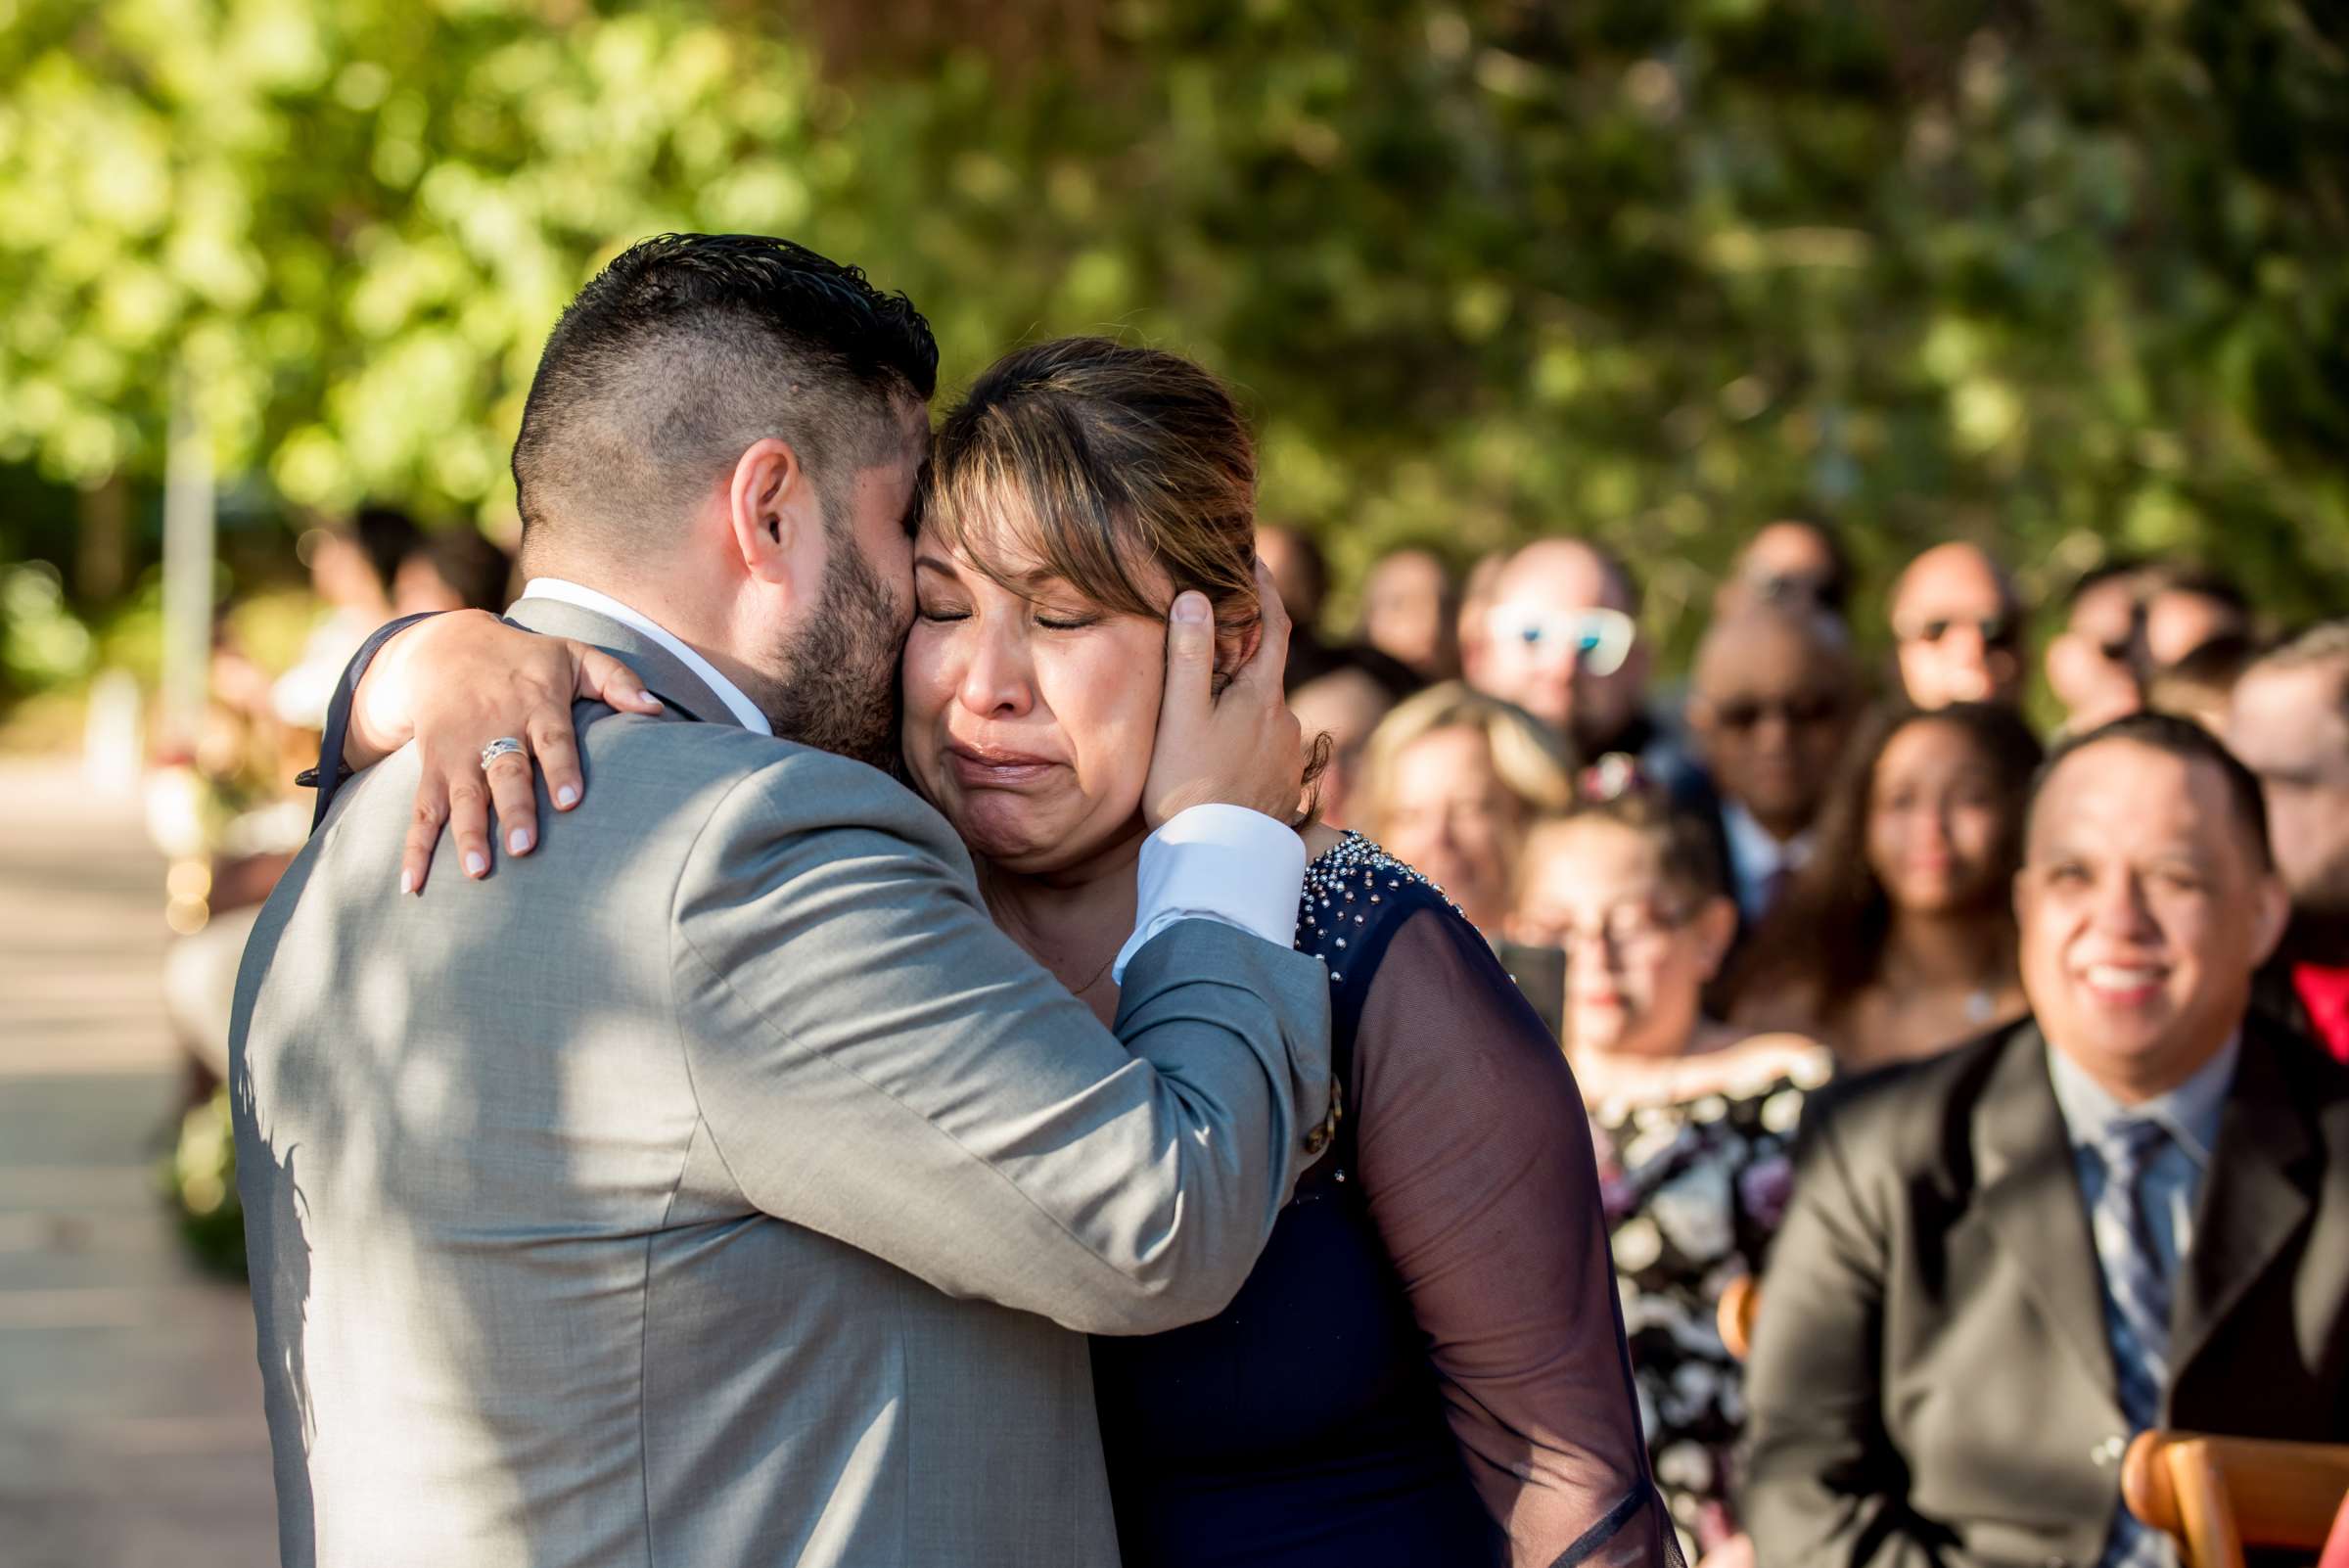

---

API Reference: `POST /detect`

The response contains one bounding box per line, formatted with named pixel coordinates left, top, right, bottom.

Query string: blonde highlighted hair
left=1359, top=681, right=1577, bottom=832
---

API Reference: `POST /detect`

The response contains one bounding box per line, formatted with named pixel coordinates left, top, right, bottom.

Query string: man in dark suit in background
left=1745, top=713, right=2349, bottom=1568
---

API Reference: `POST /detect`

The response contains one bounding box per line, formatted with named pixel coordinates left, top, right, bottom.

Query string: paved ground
left=0, top=757, right=279, bottom=1566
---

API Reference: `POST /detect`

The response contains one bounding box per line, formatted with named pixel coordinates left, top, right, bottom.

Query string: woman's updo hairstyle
left=925, top=336, right=1261, bottom=647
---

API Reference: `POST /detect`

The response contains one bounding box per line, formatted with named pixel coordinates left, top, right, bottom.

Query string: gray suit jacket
left=1742, top=1016, right=2349, bottom=1568
left=230, top=599, right=1333, bottom=1568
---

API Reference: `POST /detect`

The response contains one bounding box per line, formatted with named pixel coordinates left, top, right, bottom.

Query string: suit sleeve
left=668, top=752, right=1333, bottom=1336
left=1741, top=1094, right=1949, bottom=1568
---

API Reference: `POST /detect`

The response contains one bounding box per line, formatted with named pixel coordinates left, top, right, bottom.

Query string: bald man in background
left=1471, top=537, right=1694, bottom=787
left=1889, top=542, right=2026, bottom=711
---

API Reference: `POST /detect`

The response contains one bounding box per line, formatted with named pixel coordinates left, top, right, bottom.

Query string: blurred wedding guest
left=2142, top=564, right=2253, bottom=670
left=1509, top=792, right=1829, bottom=1563
left=1717, top=519, right=1853, bottom=623
left=1455, top=548, right=1509, bottom=689
left=1728, top=704, right=2042, bottom=1072
left=1475, top=538, right=1687, bottom=784
left=270, top=504, right=421, bottom=729
left=1360, top=681, right=1575, bottom=937
left=1255, top=522, right=1337, bottom=687
left=1683, top=604, right=1862, bottom=928
left=1744, top=714, right=2349, bottom=1568
left=393, top=528, right=515, bottom=615
left=1359, top=546, right=1459, bottom=681
left=2047, top=559, right=2153, bottom=734
left=1888, top=542, right=2025, bottom=710
left=2143, top=630, right=2259, bottom=735
left=1291, top=648, right=1419, bottom=832
left=2229, top=623, right=2349, bottom=1061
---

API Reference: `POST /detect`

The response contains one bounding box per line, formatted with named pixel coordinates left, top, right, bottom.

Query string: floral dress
left=1589, top=1053, right=1832, bottom=1557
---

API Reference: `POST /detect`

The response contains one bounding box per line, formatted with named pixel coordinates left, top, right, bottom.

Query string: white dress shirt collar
left=2046, top=1029, right=2239, bottom=1170
left=514, top=577, right=771, bottom=736
left=1721, top=798, right=1811, bottom=916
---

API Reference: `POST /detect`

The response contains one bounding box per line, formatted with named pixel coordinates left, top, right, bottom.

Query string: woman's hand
left=350, top=610, right=665, bottom=894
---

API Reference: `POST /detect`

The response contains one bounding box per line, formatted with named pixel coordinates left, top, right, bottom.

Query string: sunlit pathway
left=0, top=757, right=277, bottom=1566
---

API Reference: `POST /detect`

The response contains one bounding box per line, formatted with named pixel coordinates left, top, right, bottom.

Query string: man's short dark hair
left=2028, top=710, right=2274, bottom=870
left=512, top=234, right=938, bottom=561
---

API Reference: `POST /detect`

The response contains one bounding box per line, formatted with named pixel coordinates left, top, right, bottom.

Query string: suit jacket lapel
left=1976, top=1023, right=2122, bottom=1409
left=2170, top=1022, right=2318, bottom=1381
left=502, top=599, right=742, bottom=730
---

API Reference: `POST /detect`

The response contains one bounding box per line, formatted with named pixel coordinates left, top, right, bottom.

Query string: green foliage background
left=3, top=0, right=2345, bottom=666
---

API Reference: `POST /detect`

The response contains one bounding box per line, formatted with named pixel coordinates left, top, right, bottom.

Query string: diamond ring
left=480, top=736, right=527, bottom=768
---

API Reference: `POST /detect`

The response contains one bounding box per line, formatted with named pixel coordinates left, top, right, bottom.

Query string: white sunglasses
left=1486, top=605, right=1636, bottom=676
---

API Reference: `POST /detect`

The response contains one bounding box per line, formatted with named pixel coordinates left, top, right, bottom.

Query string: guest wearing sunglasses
left=1888, top=542, right=2026, bottom=711
left=1473, top=538, right=1694, bottom=787
left=1683, top=604, right=1863, bottom=929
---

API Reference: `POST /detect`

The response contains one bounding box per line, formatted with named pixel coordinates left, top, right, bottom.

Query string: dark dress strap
left=299, top=611, right=440, bottom=831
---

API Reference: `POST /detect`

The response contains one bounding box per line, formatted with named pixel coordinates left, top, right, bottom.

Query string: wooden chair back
left=1716, top=1273, right=1759, bottom=1361
left=2123, top=1430, right=2349, bottom=1568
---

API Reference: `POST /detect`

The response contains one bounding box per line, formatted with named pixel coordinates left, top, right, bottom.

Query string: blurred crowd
left=155, top=504, right=2349, bottom=1561
left=1264, top=519, right=2349, bottom=1563
left=160, top=509, right=514, bottom=1085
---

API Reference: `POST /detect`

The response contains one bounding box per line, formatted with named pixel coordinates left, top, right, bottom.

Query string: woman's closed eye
left=1033, top=609, right=1102, bottom=631
left=916, top=598, right=971, bottom=623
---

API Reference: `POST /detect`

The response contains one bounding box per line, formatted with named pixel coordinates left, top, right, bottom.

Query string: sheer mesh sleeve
left=1353, top=906, right=1683, bottom=1568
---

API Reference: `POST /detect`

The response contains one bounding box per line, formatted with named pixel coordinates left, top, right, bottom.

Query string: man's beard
left=761, top=533, right=905, bottom=774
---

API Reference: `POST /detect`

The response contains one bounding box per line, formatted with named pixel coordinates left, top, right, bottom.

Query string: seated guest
left=2228, top=623, right=2349, bottom=1061
left=1360, top=681, right=1574, bottom=939
left=2142, top=564, right=2253, bottom=671
left=1290, top=647, right=1420, bottom=832
left=1888, top=542, right=2026, bottom=711
left=1510, top=791, right=1829, bottom=1563
left=1744, top=713, right=2349, bottom=1568
left=1455, top=548, right=1509, bottom=691
left=1359, top=546, right=1459, bottom=681
left=2047, top=560, right=2153, bottom=735
left=1256, top=521, right=1339, bottom=688
left=1474, top=538, right=1687, bottom=781
left=1715, top=519, right=1854, bottom=625
left=1682, top=603, right=1863, bottom=929
left=1727, top=704, right=2043, bottom=1072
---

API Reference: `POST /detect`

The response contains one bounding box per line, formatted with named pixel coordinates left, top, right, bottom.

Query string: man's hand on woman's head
left=350, top=610, right=662, bottom=895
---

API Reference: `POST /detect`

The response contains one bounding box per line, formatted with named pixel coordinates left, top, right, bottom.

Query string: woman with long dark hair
left=1727, top=702, right=2044, bottom=1071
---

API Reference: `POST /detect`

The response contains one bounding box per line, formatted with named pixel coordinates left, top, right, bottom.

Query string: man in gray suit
left=1744, top=713, right=2349, bottom=1568
left=231, top=235, right=1333, bottom=1568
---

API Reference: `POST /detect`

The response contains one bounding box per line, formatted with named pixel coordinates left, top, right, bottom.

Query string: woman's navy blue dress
left=1090, top=835, right=1677, bottom=1568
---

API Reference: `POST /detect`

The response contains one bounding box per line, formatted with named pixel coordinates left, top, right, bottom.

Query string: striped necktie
left=2091, top=1117, right=2176, bottom=1568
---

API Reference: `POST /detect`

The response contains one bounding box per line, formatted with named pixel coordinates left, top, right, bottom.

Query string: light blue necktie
left=2091, top=1117, right=2175, bottom=1568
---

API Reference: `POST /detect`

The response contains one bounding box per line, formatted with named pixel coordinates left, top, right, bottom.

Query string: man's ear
left=2248, top=870, right=2293, bottom=969
left=727, top=438, right=817, bottom=586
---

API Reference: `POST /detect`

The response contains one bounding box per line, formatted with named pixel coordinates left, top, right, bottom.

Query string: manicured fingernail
left=464, top=851, right=486, bottom=877
left=398, top=868, right=415, bottom=897
left=508, top=828, right=532, bottom=854
left=628, top=687, right=653, bottom=707
left=1173, top=593, right=1210, bottom=624
left=555, top=784, right=579, bottom=808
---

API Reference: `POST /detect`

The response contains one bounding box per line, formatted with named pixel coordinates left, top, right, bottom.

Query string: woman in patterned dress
left=1510, top=790, right=1830, bottom=1565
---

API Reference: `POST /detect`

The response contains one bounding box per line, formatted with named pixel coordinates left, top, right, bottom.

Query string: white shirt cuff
left=1111, top=805, right=1309, bottom=983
